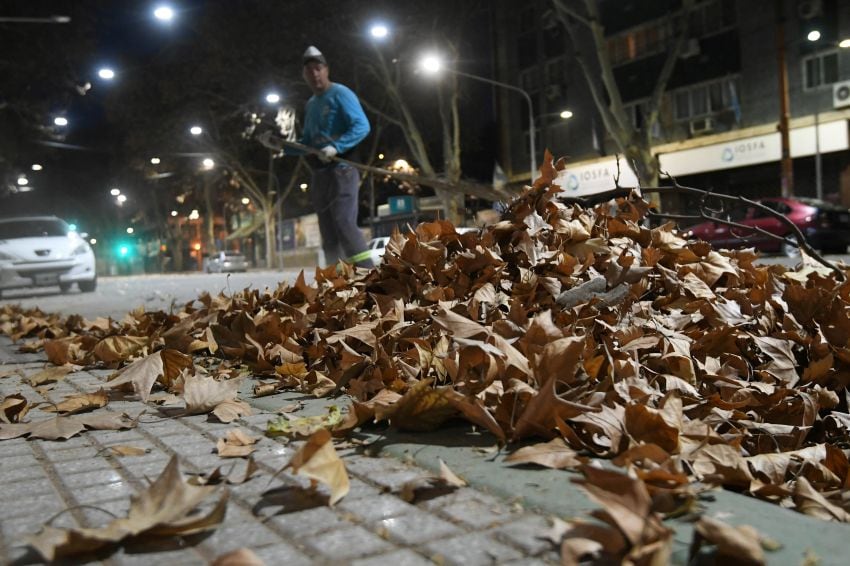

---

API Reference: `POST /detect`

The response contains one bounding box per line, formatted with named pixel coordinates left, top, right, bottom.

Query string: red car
left=684, top=197, right=850, bottom=256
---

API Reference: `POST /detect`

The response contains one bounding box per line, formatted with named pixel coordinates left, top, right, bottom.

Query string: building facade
left=492, top=0, right=850, bottom=204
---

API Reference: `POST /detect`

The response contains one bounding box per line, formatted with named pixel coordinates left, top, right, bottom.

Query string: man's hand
left=318, top=145, right=338, bottom=163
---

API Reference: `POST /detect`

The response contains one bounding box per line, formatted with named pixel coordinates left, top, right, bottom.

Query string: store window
left=803, top=51, right=839, bottom=90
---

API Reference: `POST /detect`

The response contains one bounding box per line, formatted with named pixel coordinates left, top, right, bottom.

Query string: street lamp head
left=170, top=210, right=178, bottom=216
left=807, top=29, right=821, bottom=41
left=265, top=92, right=281, bottom=104
left=559, top=110, right=574, bottom=120
left=97, top=67, right=115, bottom=80
left=31, top=164, right=43, bottom=171
left=419, top=54, right=443, bottom=75
left=110, top=187, right=121, bottom=196
left=189, top=125, right=203, bottom=136
left=17, top=176, right=28, bottom=186
left=53, top=116, right=68, bottom=127
left=202, top=158, right=215, bottom=170
left=117, top=194, right=127, bottom=203
left=126, top=227, right=134, bottom=234
left=241, top=197, right=250, bottom=205
left=153, top=5, right=174, bottom=22
left=369, top=23, right=389, bottom=40
left=150, top=157, right=161, bottom=165
left=840, top=38, right=850, bottom=48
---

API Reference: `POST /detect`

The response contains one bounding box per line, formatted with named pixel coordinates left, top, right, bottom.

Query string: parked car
left=203, top=251, right=250, bottom=273
left=685, top=197, right=850, bottom=256
left=0, top=216, right=97, bottom=297
left=366, top=227, right=480, bottom=265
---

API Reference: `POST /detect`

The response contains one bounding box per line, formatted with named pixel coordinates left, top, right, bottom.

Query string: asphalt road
left=0, top=269, right=310, bottom=319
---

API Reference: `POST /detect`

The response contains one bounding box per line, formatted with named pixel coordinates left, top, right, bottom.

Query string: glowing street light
left=807, top=29, right=821, bottom=42
left=89, top=238, right=97, bottom=245
left=97, top=67, right=115, bottom=80
left=53, top=116, right=68, bottom=127
left=153, top=5, right=174, bottom=22
left=31, top=164, right=43, bottom=171
left=202, top=158, right=215, bottom=170
left=241, top=197, right=251, bottom=205
left=265, top=92, right=281, bottom=104
left=419, top=52, right=538, bottom=181
left=188, top=209, right=200, bottom=220
left=841, top=38, right=850, bottom=48
left=150, top=157, right=161, bottom=164
left=110, top=187, right=121, bottom=196
left=117, top=194, right=127, bottom=203
left=126, top=227, right=134, bottom=234
left=189, top=125, right=203, bottom=136
left=171, top=210, right=178, bottom=216
left=299, top=183, right=308, bottom=190
left=17, top=176, right=28, bottom=186
left=370, top=23, right=389, bottom=40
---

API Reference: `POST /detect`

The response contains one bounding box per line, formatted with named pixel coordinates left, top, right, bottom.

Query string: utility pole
left=776, top=0, right=794, bottom=197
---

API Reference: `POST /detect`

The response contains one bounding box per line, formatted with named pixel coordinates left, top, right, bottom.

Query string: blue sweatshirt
left=299, top=83, right=370, bottom=155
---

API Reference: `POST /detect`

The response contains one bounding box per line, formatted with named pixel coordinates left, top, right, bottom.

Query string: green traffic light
left=119, top=245, right=129, bottom=257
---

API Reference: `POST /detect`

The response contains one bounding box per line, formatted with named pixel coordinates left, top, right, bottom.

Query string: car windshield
left=0, top=219, right=68, bottom=239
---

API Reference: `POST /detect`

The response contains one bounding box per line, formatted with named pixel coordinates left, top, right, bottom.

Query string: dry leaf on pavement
left=26, top=366, right=73, bottom=387
left=109, top=445, right=150, bottom=457
left=216, top=428, right=258, bottom=458
left=43, top=389, right=108, bottom=415
left=505, top=437, right=585, bottom=469
left=212, top=399, right=252, bottom=423
left=278, top=428, right=349, bottom=506
left=108, top=349, right=193, bottom=402
left=0, top=393, right=30, bottom=423
left=439, top=459, right=467, bottom=487
left=689, top=516, right=766, bottom=565
left=0, top=411, right=138, bottom=441
left=182, top=373, right=240, bottom=414
left=26, top=455, right=227, bottom=561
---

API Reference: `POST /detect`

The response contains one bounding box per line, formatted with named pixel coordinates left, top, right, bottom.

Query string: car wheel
left=781, top=239, right=801, bottom=258
left=79, top=277, right=97, bottom=293
left=59, top=283, right=72, bottom=293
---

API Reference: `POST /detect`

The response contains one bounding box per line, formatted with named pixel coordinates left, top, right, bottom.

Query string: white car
left=0, top=216, right=97, bottom=297
left=203, top=251, right=250, bottom=273
left=367, top=227, right=479, bottom=264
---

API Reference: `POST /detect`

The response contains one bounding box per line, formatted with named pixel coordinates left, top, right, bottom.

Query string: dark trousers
left=309, top=164, right=373, bottom=268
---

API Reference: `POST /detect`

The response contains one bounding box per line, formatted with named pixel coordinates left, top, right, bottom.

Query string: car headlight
left=72, top=242, right=91, bottom=256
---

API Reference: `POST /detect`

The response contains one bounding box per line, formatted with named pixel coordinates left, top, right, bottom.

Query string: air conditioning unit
left=689, top=117, right=716, bottom=135
left=797, top=0, right=823, bottom=20
left=834, top=80, right=850, bottom=109
left=544, top=85, right=562, bottom=100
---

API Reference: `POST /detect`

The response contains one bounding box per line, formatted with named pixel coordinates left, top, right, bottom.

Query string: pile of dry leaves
left=3, top=152, right=850, bottom=562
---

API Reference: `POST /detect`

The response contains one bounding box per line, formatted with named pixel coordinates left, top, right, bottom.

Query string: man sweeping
left=298, top=45, right=373, bottom=268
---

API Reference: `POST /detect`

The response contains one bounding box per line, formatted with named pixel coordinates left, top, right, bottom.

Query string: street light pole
left=447, top=69, right=537, bottom=182
left=776, top=0, right=794, bottom=197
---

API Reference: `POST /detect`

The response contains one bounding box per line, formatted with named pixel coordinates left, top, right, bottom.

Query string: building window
left=520, top=67, right=541, bottom=93
left=803, top=51, right=839, bottom=90
left=673, top=76, right=740, bottom=121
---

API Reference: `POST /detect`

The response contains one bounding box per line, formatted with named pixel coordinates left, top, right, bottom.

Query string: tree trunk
left=202, top=175, right=216, bottom=254
left=263, top=204, right=276, bottom=270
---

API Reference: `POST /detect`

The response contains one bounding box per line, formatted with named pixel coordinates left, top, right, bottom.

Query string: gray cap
left=302, top=45, right=327, bottom=66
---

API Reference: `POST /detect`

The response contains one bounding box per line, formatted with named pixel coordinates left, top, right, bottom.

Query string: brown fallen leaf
left=439, top=459, right=467, bottom=487
left=43, top=389, right=108, bottom=415
left=212, top=399, right=252, bottom=423
left=0, top=411, right=138, bottom=441
left=505, top=438, right=585, bottom=470
left=107, top=349, right=193, bottom=402
left=109, top=445, right=150, bottom=457
left=793, top=476, right=850, bottom=521
left=1, top=393, right=30, bottom=424
left=26, top=366, right=73, bottom=387
left=183, top=373, right=240, bottom=414
left=26, top=456, right=227, bottom=561
left=253, top=382, right=278, bottom=397
left=0, top=368, right=25, bottom=380
left=190, top=456, right=259, bottom=486
left=216, top=428, right=258, bottom=458
left=91, top=335, right=149, bottom=363
left=278, top=429, right=349, bottom=506
left=690, top=516, right=766, bottom=565
left=212, top=548, right=266, bottom=566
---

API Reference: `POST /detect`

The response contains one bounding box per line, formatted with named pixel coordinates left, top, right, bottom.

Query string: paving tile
left=374, top=509, right=460, bottom=545
left=267, top=506, right=351, bottom=538
left=423, top=532, right=524, bottom=566
left=251, top=541, right=313, bottom=566
left=489, top=514, right=556, bottom=556
left=79, top=497, right=133, bottom=527
left=2, top=477, right=57, bottom=497
left=196, top=507, right=282, bottom=556
left=43, top=445, right=102, bottom=463
left=0, top=463, right=47, bottom=484
left=350, top=548, right=436, bottom=566
left=303, top=524, right=396, bottom=560
left=51, top=456, right=114, bottom=475
left=435, top=493, right=513, bottom=529
left=72, top=479, right=136, bottom=505
left=338, top=493, right=416, bottom=522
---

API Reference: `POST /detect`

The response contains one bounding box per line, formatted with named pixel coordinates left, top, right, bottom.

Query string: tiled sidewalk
left=0, top=342, right=559, bottom=565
